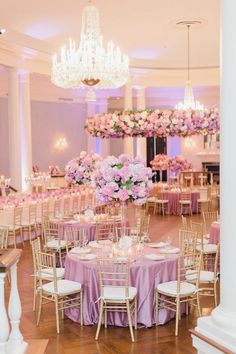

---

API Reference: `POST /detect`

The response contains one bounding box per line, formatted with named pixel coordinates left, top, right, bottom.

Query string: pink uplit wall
left=31, top=101, right=88, bottom=171
left=0, top=98, right=9, bottom=176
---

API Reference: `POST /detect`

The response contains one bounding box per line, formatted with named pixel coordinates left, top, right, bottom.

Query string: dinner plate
left=70, top=247, right=91, bottom=254
left=89, top=241, right=102, bottom=249
left=98, top=240, right=112, bottom=245
left=144, top=254, right=165, bottom=261
left=160, top=248, right=180, bottom=254
left=79, top=253, right=97, bottom=261
left=148, top=242, right=168, bottom=248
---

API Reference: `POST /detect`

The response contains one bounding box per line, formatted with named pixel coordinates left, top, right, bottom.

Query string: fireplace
left=202, top=162, right=220, bottom=184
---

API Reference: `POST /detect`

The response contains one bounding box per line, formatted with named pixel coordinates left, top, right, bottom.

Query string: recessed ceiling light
left=0, top=28, right=6, bottom=34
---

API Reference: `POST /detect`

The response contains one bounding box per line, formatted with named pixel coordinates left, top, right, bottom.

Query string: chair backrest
left=54, top=198, right=61, bottom=217
left=63, top=197, right=71, bottom=216
left=180, top=250, right=202, bottom=290
left=115, top=225, right=140, bottom=241
left=179, top=229, right=197, bottom=254
left=14, top=207, right=22, bottom=226
left=41, top=200, right=49, bottom=218
left=72, top=195, right=79, bottom=213
left=97, top=257, right=130, bottom=298
left=202, top=211, right=219, bottom=233
left=42, top=217, right=59, bottom=243
left=180, top=192, right=191, bottom=202
left=139, top=215, right=150, bottom=235
left=95, top=221, right=115, bottom=241
left=36, top=251, right=58, bottom=292
left=96, top=204, right=108, bottom=215
left=31, top=237, right=42, bottom=273
left=64, top=225, right=88, bottom=248
left=0, top=226, right=8, bottom=249
left=29, top=203, right=38, bottom=223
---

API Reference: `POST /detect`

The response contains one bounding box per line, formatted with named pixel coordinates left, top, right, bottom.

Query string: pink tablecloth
left=58, top=220, right=96, bottom=242
left=64, top=247, right=179, bottom=327
left=209, top=222, right=220, bottom=244
left=163, top=191, right=200, bottom=215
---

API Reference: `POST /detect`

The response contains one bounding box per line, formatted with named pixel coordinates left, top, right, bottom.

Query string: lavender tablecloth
left=64, top=247, right=179, bottom=327
left=209, top=222, right=220, bottom=244
left=58, top=220, right=97, bottom=242
left=163, top=191, right=200, bottom=215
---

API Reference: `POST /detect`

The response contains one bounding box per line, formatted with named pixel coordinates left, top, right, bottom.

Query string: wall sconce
left=184, top=137, right=196, bottom=149
left=55, top=137, right=68, bottom=150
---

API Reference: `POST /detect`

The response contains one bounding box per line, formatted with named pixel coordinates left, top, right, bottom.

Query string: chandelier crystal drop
left=51, top=3, right=129, bottom=101
left=175, top=24, right=205, bottom=111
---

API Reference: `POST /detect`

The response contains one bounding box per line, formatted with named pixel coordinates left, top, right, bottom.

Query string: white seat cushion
left=186, top=269, right=214, bottom=283
left=148, top=197, right=157, bottom=202
left=196, top=243, right=217, bottom=253
left=156, top=199, right=169, bottom=204
left=204, top=233, right=210, bottom=239
left=37, top=267, right=65, bottom=280
left=197, top=238, right=209, bottom=245
left=179, top=200, right=191, bottom=204
left=42, top=279, right=81, bottom=295
left=4, top=225, right=22, bottom=231
left=102, top=286, right=137, bottom=300
left=21, top=221, right=36, bottom=226
left=197, top=199, right=210, bottom=203
left=45, top=240, right=67, bottom=249
left=157, top=280, right=196, bottom=296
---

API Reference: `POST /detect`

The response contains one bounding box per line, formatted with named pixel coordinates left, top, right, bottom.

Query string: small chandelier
left=175, top=24, right=205, bottom=111
left=51, top=1, right=129, bottom=101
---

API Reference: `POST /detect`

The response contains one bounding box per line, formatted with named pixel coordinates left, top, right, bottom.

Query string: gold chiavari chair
left=139, top=215, right=150, bottom=238
left=0, top=226, right=8, bottom=249
left=197, top=187, right=211, bottom=214
left=179, top=229, right=198, bottom=255
left=7, top=206, right=24, bottom=248
left=31, top=238, right=65, bottom=311
left=155, top=250, right=202, bottom=336
left=42, top=217, right=68, bottom=267
left=202, top=211, right=219, bottom=235
left=96, top=204, right=108, bottom=215
left=64, top=225, right=89, bottom=249
left=186, top=245, right=220, bottom=307
left=95, top=258, right=137, bottom=342
left=36, top=251, right=82, bottom=333
left=155, top=191, right=169, bottom=216
left=190, top=221, right=209, bottom=247
left=21, top=203, right=38, bottom=243
left=145, top=196, right=157, bottom=215
left=179, top=191, right=192, bottom=215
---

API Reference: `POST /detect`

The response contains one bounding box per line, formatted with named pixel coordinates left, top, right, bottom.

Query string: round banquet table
left=64, top=246, right=179, bottom=327
left=57, top=218, right=97, bottom=242
left=209, top=222, right=220, bottom=244
left=163, top=191, right=200, bottom=215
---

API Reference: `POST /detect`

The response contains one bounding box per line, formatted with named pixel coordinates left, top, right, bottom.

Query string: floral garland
left=65, top=151, right=102, bottom=185
left=85, top=108, right=220, bottom=138
left=91, top=154, right=153, bottom=206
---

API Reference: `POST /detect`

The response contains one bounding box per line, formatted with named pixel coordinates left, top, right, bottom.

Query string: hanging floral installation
left=85, top=109, right=220, bottom=138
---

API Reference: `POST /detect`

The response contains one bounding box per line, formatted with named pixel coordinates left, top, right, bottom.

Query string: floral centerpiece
left=85, top=108, right=220, bottom=138
left=65, top=151, right=102, bottom=185
left=49, top=165, right=61, bottom=175
left=150, top=154, right=169, bottom=171
left=168, top=155, right=192, bottom=175
left=91, top=154, right=153, bottom=206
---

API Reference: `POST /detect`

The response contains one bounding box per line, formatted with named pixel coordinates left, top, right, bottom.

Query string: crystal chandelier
left=51, top=2, right=129, bottom=101
left=175, top=24, right=205, bottom=111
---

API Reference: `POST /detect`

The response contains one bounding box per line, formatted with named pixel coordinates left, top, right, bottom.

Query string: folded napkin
left=160, top=247, right=180, bottom=254
left=119, top=236, right=133, bottom=249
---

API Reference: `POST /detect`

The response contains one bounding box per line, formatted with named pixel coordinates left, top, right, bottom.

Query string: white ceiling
left=0, top=0, right=220, bottom=101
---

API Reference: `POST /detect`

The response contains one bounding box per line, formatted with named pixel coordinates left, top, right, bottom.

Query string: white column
left=8, top=68, right=21, bottom=191
left=6, top=262, right=27, bottom=354
left=98, top=100, right=110, bottom=157
left=0, top=273, right=9, bottom=354
left=19, top=71, right=32, bottom=192
left=192, top=0, right=236, bottom=352
left=136, top=87, right=147, bottom=164
left=87, top=101, right=97, bottom=153
left=123, top=83, right=134, bottom=157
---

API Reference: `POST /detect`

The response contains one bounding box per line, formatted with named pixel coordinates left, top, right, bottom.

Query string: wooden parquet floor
left=5, top=211, right=215, bottom=354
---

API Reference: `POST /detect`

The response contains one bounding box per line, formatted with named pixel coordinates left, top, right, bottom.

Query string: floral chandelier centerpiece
left=91, top=154, right=153, bottom=206
left=65, top=151, right=102, bottom=185
left=168, top=155, right=192, bottom=174
left=150, top=154, right=169, bottom=171
left=85, top=108, right=220, bottom=138
left=51, top=1, right=129, bottom=101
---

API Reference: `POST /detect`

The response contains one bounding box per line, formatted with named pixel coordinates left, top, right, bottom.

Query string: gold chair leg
left=55, top=296, right=60, bottom=334
left=197, top=293, right=201, bottom=316
left=95, top=299, right=104, bottom=340
left=33, top=276, right=37, bottom=311
left=80, top=291, right=83, bottom=326
left=126, top=300, right=135, bottom=342
left=155, top=290, right=159, bottom=326
left=104, top=309, right=107, bottom=329
left=134, top=297, right=137, bottom=330
left=36, top=290, right=42, bottom=326
left=214, top=282, right=218, bottom=307
left=175, top=298, right=180, bottom=336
